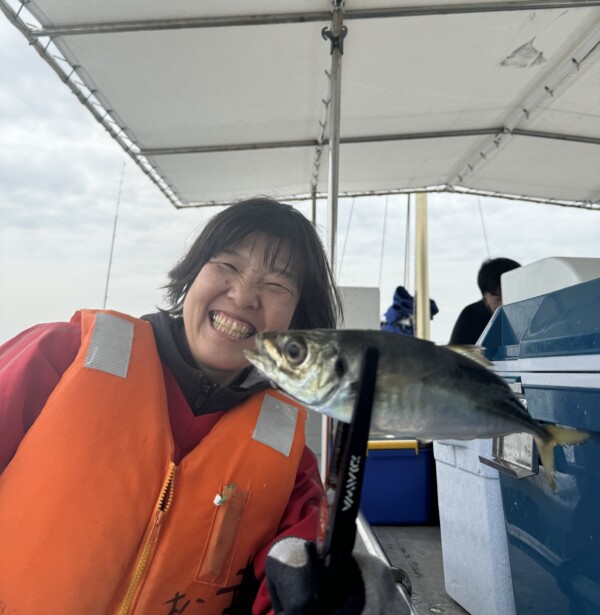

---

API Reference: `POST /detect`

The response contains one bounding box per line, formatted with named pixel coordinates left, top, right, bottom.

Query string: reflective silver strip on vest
left=84, top=313, right=134, bottom=379
left=253, top=394, right=298, bottom=457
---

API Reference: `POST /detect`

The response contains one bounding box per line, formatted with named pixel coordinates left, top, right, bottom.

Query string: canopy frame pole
left=404, top=194, right=412, bottom=290
left=323, top=0, right=347, bottom=268
left=321, top=0, right=347, bottom=479
left=27, top=2, right=600, bottom=37
left=415, top=193, right=431, bottom=340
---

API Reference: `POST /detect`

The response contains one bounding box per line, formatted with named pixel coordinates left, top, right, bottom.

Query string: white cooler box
left=434, top=438, right=516, bottom=615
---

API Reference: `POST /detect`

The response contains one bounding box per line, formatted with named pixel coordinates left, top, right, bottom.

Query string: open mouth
left=209, top=311, right=256, bottom=340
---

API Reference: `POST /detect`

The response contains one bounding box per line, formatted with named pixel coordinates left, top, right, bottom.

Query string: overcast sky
left=1, top=16, right=599, bottom=346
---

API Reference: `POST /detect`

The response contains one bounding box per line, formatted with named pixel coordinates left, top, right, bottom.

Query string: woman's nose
left=227, top=277, right=260, bottom=309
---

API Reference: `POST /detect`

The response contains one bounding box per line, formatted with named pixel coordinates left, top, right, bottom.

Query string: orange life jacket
left=0, top=310, right=307, bottom=615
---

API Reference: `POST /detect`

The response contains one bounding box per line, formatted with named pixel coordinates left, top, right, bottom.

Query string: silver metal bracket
left=479, top=432, right=539, bottom=479
left=322, top=25, right=348, bottom=54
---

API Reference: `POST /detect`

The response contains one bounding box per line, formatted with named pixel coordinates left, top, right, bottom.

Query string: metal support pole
left=404, top=194, right=411, bottom=290
left=324, top=0, right=346, bottom=270
left=414, top=192, right=431, bottom=340
left=321, top=1, right=347, bottom=479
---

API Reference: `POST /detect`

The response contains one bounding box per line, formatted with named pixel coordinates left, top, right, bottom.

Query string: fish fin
left=534, top=426, right=590, bottom=492
left=545, top=424, right=591, bottom=447
left=534, top=436, right=557, bottom=491
left=445, top=344, right=491, bottom=367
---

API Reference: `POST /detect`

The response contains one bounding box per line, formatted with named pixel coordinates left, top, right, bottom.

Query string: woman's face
left=182, top=234, right=299, bottom=385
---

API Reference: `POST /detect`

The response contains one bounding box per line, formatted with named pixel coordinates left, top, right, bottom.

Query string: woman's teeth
left=210, top=312, right=255, bottom=339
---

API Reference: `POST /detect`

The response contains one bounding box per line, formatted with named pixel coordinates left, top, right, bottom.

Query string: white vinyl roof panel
left=338, top=137, right=485, bottom=194
left=54, top=23, right=329, bottom=148
left=26, top=0, right=533, bottom=25
left=525, top=54, right=600, bottom=137
left=464, top=137, right=600, bottom=203
left=25, top=0, right=333, bottom=25
left=5, top=0, right=600, bottom=209
left=153, top=147, right=320, bottom=205
left=337, top=11, right=589, bottom=133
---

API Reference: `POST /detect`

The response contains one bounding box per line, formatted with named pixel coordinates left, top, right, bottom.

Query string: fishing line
left=337, top=196, right=355, bottom=280
left=477, top=196, right=491, bottom=259
left=378, top=194, right=389, bottom=287
left=103, top=161, right=126, bottom=309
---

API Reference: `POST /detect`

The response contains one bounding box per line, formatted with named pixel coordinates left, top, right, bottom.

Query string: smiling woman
left=164, top=197, right=342, bottom=330
left=181, top=235, right=301, bottom=384
left=163, top=197, right=343, bottom=384
left=0, top=197, right=347, bottom=615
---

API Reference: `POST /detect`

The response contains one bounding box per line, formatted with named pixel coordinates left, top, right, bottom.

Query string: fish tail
left=534, top=425, right=590, bottom=491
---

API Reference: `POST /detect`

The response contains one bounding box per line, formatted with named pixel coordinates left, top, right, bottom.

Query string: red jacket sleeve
left=0, top=321, right=81, bottom=472
left=251, top=445, right=325, bottom=615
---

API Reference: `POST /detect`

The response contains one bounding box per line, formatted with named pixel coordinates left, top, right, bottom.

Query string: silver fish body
left=245, top=329, right=539, bottom=440
left=244, top=329, right=589, bottom=490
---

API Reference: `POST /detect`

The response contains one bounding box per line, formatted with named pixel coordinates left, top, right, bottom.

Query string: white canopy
left=3, top=0, right=600, bottom=209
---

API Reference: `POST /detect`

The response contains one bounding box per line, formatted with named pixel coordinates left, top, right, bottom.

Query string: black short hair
left=163, top=197, right=343, bottom=329
left=477, top=258, right=521, bottom=295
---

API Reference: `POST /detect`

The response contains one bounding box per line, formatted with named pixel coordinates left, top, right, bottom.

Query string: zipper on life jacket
left=116, top=462, right=177, bottom=615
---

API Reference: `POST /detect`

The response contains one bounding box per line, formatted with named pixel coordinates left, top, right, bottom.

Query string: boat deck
left=372, top=524, right=469, bottom=615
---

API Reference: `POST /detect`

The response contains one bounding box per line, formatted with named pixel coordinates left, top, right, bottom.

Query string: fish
left=244, top=329, right=590, bottom=490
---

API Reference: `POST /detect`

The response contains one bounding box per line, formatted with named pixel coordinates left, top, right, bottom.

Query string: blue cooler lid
left=481, top=277, right=600, bottom=361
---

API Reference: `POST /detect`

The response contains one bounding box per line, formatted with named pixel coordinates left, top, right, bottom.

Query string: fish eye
left=283, top=338, right=307, bottom=366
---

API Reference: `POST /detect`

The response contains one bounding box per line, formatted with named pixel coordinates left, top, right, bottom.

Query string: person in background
left=449, top=257, right=521, bottom=345
left=0, top=197, right=406, bottom=615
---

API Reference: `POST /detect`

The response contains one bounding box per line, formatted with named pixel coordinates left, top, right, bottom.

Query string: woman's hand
left=265, top=536, right=413, bottom=614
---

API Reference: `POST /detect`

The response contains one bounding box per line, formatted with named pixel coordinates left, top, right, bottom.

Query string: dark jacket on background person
left=448, top=299, right=491, bottom=345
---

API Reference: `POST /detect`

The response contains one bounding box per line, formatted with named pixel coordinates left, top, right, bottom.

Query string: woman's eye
left=266, top=282, right=293, bottom=294
left=283, top=339, right=307, bottom=365
left=265, top=277, right=298, bottom=295
left=215, top=260, right=237, bottom=272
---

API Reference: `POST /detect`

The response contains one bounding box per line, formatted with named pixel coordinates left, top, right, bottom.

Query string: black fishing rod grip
left=319, top=345, right=379, bottom=566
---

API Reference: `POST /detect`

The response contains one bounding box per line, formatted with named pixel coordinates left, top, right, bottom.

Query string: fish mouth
left=243, top=348, right=267, bottom=372
left=209, top=310, right=256, bottom=340
left=243, top=336, right=282, bottom=375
